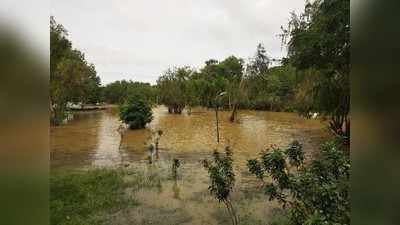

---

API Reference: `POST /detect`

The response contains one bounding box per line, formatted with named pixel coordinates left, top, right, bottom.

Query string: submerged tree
left=203, top=147, right=238, bottom=225
left=157, top=67, right=192, bottom=114
left=119, top=97, right=153, bottom=129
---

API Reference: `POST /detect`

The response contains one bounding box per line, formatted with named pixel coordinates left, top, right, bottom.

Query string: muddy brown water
left=51, top=105, right=331, bottom=225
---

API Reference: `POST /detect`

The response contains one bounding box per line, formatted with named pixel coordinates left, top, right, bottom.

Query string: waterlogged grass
left=50, top=163, right=280, bottom=225
left=50, top=165, right=173, bottom=225
left=50, top=169, right=136, bottom=225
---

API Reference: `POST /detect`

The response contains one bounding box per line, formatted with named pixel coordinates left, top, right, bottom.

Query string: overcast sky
left=51, top=0, right=305, bottom=85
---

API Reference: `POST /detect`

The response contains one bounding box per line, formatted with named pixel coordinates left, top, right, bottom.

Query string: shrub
left=203, top=147, right=238, bottom=225
left=172, top=158, right=181, bottom=179
left=119, top=97, right=153, bottom=129
left=247, top=140, right=350, bottom=225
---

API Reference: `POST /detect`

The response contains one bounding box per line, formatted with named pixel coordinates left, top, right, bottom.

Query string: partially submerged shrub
left=172, top=158, right=181, bottom=179
left=153, top=129, right=163, bottom=151
left=147, top=144, right=155, bottom=164
left=119, top=97, right=153, bottom=129
left=247, top=140, right=350, bottom=225
left=203, top=146, right=238, bottom=225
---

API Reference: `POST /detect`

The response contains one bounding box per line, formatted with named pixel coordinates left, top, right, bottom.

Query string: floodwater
left=51, top=106, right=329, bottom=168
left=51, top=105, right=331, bottom=224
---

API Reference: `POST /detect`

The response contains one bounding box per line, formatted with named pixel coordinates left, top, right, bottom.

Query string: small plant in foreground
left=247, top=140, right=350, bottom=225
left=203, top=146, right=238, bottom=225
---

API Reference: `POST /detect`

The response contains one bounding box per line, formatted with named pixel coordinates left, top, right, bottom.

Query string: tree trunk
left=229, top=76, right=245, bottom=122
left=229, top=104, right=237, bottom=122
left=228, top=94, right=232, bottom=110
left=215, top=107, right=220, bottom=143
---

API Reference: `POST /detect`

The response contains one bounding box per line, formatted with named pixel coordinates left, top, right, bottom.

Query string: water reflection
left=92, top=110, right=122, bottom=166
left=51, top=106, right=330, bottom=168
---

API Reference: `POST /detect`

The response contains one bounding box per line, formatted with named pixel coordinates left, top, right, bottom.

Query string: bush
left=248, top=140, right=350, bottom=225
left=203, top=147, right=238, bottom=225
left=119, top=97, right=153, bottom=129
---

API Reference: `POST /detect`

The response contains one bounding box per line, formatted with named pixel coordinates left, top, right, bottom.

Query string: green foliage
left=244, top=63, right=297, bottom=111
left=247, top=43, right=270, bottom=76
left=119, top=97, right=153, bottom=129
left=157, top=67, right=193, bottom=113
left=203, top=147, right=235, bottom=202
left=247, top=140, right=350, bottom=225
left=102, top=80, right=156, bottom=104
left=197, top=56, right=244, bottom=109
left=203, top=147, right=238, bottom=225
left=50, top=16, right=102, bottom=124
left=285, top=141, right=305, bottom=167
left=152, top=47, right=300, bottom=113
left=156, top=46, right=297, bottom=112
left=282, top=0, right=350, bottom=138
left=50, top=169, right=132, bottom=225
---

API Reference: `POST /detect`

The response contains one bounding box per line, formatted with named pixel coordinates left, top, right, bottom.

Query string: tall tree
left=247, top=43, right=270, bottom=76
left=157, top=67, right=192, bottom=113
left=282, top=0, right=350, bottom=140
left=50, top=16, right=102, bottom=125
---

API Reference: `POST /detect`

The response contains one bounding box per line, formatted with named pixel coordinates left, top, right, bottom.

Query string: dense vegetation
left=156, top=46, right=297, bottom=114
left=248, top=140, right=349, bottom=225
left=282, top=0, right=350, bottom=139
left=102, top=80, right=157, bottom=105
left=50, top=17, right=102, bottom=125
left=119, top=96, right=153, bottom=129
left=50, top=17, right=155, bottom=125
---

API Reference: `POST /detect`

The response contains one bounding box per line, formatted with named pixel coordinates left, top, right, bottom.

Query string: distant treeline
left=155, top=45, right=297, bottom=113
left=100, top=44, right=297, bottom=113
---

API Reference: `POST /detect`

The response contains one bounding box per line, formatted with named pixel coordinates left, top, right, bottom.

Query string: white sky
left=51, top=0, right=305, bottom=85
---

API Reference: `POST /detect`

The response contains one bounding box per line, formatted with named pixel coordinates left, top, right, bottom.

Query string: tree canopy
left=50, top=16, right=102, bottom=124
left=281, top=0, right=350, bottom=138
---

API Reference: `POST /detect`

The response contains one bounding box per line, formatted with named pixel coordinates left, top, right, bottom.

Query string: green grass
left=50, top=169, right=135, bottom=225
left=268, top=208, right=291, bottom=225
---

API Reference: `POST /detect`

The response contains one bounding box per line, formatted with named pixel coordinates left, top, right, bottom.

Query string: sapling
left=154, top=129, right=163, bottom=151
left=171, top=158, right=180, bottom=179
left=203, top=146, right=238, bottom=225
left=147, top=144, right=155, bottom=164
left=151, top=129, right=163, bottom=159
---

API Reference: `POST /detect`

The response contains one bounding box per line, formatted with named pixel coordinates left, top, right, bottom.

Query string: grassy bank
left=50, top=165, right=173, bottom=225
left=50, top=169, right=134, bottom=225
